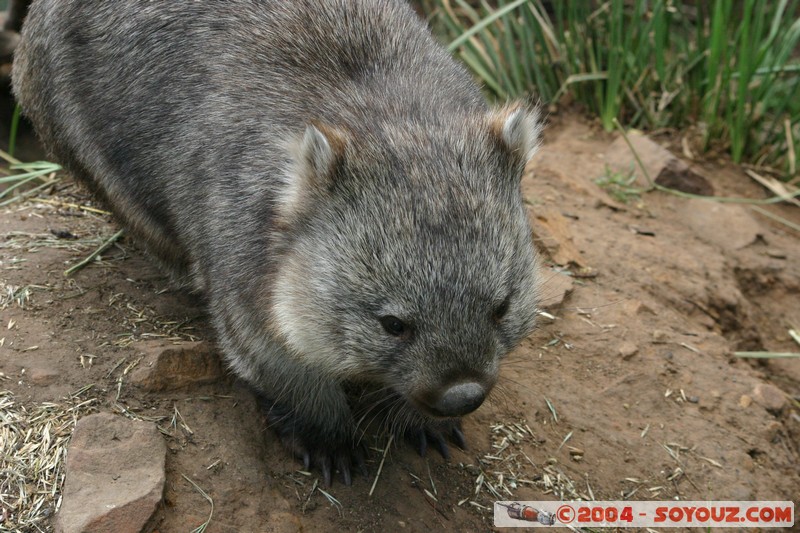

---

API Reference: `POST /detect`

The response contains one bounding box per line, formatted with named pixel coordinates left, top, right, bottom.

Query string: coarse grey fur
left=14, top=0, right=543, bottom=483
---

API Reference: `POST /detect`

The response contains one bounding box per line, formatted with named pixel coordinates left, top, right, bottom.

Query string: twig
left=182, top=474, right=214, bottom=533
left=369, top=434, right=393, bottom=497
left=734, top=351, right=800, bottom=359
left=64, top=229, right=124, bottom=277
left=749, top=206, right=800, bottom=233
left=31, top=197, right=112, bottom=216
left=612, top=118, right=800, bottom=205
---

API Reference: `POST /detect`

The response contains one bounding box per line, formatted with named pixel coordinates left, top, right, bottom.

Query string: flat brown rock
left=130, top=340, right=223, bottom=392
left=680, top=199, right=762, bottom=251
left=752, top=382, right=787, bottom=414
left=605, top=133, right=713, bottom=195
left=56, top=413, right=166, bottom=533
left=530, top=206, right=588, bottom=268
left=617, top=341, right=639, bottom=360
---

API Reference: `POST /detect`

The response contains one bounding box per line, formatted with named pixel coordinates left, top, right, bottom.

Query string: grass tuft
left=0, top=389, right=97, bottom=531
left=0, top=149, right=62, bottom=206
left=425, top=0, right=800, bottom=178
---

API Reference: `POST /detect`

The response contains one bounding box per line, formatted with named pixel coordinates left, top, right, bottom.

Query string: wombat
left=14, top=0, right=542, bottom=485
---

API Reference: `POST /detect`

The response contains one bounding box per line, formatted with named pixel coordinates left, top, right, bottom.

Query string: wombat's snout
left=425, top=381, right=487, bottom=418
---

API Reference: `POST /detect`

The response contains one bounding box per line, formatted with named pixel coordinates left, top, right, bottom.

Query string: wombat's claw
left=451, top=423, right=467, bottom=449
left=406, top=420, right=466, bottom=461
left=296, top=436, right=369, bottom=486
left=262, top=398, right=364, bottom=486
left=299, top=445, right=363, bottom=487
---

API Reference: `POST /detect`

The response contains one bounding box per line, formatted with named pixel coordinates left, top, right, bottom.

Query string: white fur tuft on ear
left=277, top=123, right=345, bottom=225
left=301, top=124, right=336, bottom=177
left=493, top=104, right=543, bottom=163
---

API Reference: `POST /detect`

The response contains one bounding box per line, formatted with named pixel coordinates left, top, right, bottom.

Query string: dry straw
left=0, top=389, right=96, bottom=531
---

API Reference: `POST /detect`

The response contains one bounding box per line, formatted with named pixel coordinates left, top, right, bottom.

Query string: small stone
left=729, top=486, right=755, bottom=500
left=652, top=330, right=669, bottom=344
left=762, top=421, right=783, bottom=443
left=264, top=512, right=303, bottom=532
left=130, top=341, right=223, bottom=392
left=752, top=383, right=786, bottom=414
left=622, top=300, right=655, bottom=316
left=27, top=365, right=59, bottom=386
left=687, top=396, right=699, bottom=404
left=739, top=395, right=753, bottom=408
left=618, top=341, right=639, bottom=360
left=733, top=451, right=756, bottom=473
left=765, top=249, right=787, bottom=259
left=56, top=413, right=166, bottom=533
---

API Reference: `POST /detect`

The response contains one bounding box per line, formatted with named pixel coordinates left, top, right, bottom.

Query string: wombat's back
left=14, top=0, right=484, bottom=284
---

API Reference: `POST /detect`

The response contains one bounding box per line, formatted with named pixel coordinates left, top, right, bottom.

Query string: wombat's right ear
left=277, top=123, right=346, bottom=225
left=489, top=103, right=543, bottom=170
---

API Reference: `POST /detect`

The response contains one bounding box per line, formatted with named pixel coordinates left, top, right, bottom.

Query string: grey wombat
left=14, top=0, right=542, bottom=485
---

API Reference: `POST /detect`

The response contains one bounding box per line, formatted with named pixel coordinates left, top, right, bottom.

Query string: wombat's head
left=271, top=104, right=541, bottom=419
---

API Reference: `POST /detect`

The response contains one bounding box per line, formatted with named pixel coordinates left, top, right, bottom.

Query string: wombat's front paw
left=263, top=401, right=367, bottom=486
left=404, top=419, right=467, bottom=460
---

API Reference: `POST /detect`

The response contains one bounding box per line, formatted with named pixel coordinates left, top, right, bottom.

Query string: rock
left=652, top=330, right=669, bottom=344
left=762, top=420, right=783, bottom=443
left=27, top=364, right=59, bottom=386
left=622, top=299, right=655, bottom=316
left=728, top=485, right=754, bottom=501
left=618, top=341, right=639, bottom=360
left=265, top=512, right=304, bottom=532
left=130, top=341, right=223, bottom=392
left=530, top=207, right=588, bottom=268
left=0, top=29, right=20, bottom=60
left=56, top=413, right=166, bottom=533
left=752, top=383, right=786, bottom=414
left=739, top=394, right=753, bottom=408
left=679, top=199, right=761, bottom=251
left=540, top=271, right=574, bottom=310
left=604, top=133, right=713, bottom=195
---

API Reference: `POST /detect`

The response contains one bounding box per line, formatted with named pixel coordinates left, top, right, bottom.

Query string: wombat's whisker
left=485, top=384, right=513, bottom=412
left=354, top=393, right=400, bottom=438
left=497, top=375, right=539, bottom=396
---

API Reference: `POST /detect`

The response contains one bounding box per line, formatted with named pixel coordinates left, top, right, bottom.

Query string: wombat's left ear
left=278, top=123, right=347, bottom=225
left=489, top=103, right=542, bottom=166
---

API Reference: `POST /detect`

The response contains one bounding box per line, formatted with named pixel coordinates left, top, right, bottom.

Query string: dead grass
left=458, top=419, right=587, bottom=517
left=0, top=388, right=97, bottom=531
left=105, top=295, right=200, bottom=349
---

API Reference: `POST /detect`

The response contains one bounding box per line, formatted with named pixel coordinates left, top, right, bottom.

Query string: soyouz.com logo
left=494, top=501, right=795, bottom=528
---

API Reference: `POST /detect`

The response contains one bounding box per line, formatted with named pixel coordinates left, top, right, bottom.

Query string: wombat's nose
left=435, top=382, right=486, bottom=417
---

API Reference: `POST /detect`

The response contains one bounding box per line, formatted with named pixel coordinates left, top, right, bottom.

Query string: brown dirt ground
left=2, top=106, right=799, bottom=531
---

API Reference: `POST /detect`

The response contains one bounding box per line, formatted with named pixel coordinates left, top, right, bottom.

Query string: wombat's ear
left=489, top=103, right=542, bottom=168
left=278, top=123, right=346, bottom=225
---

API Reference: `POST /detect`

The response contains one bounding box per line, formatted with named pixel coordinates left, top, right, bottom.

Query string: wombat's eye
left=379, top=315, right=410, bottom=338
left=492, top=296, right=511, bottom=323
